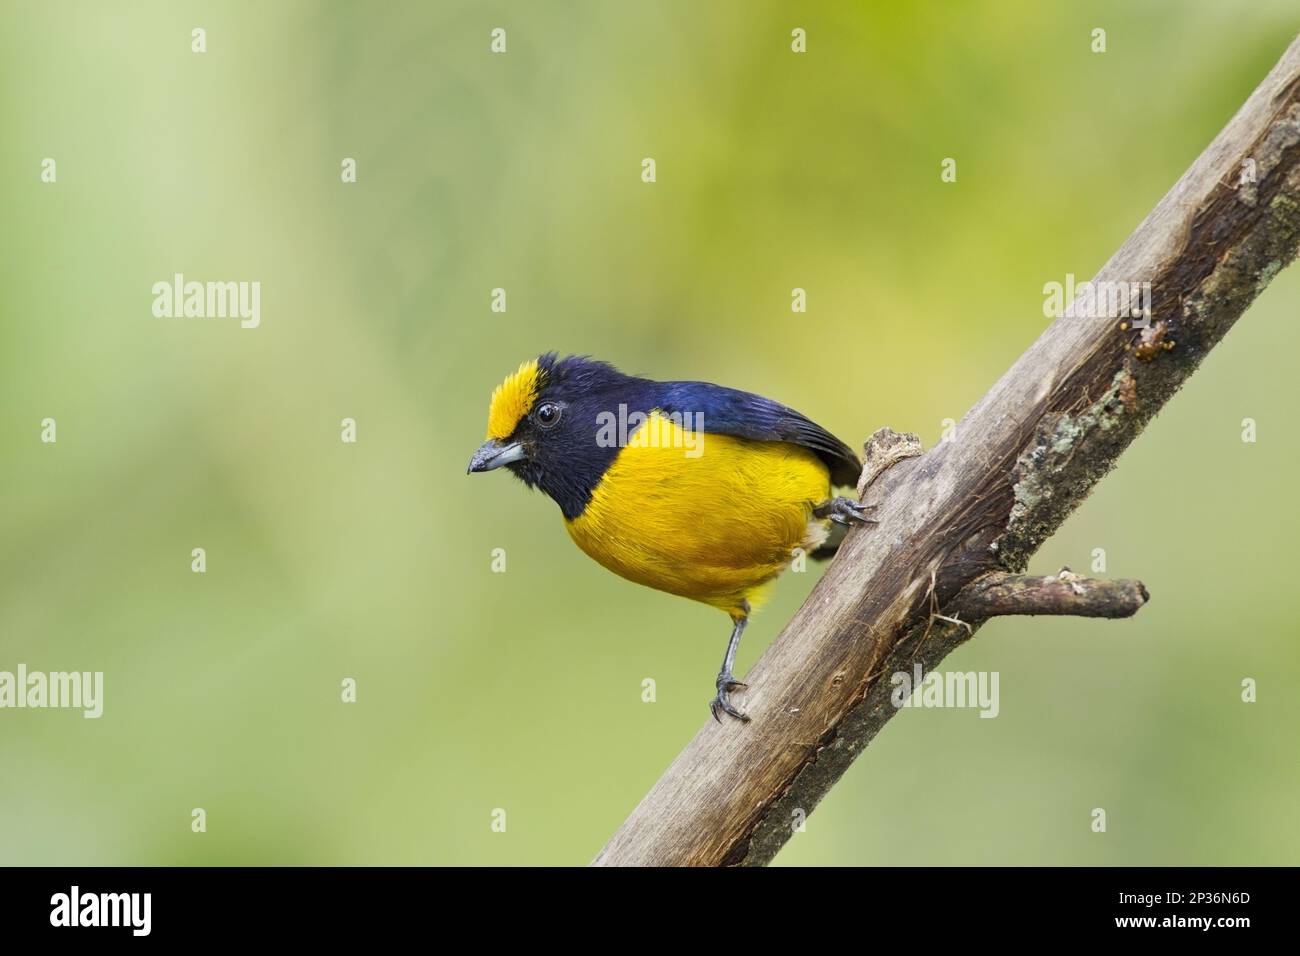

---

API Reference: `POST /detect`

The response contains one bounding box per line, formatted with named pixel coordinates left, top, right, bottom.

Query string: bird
left=467, top=353, right=872, bottom=722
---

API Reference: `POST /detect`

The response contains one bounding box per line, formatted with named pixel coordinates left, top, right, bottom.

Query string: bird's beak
left=467, top=438, right=526, bottom=474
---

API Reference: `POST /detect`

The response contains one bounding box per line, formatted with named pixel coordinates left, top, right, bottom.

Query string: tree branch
left=593, top=33, right=1300, bottom=867
left=949, top=570, right=1149, bottom=620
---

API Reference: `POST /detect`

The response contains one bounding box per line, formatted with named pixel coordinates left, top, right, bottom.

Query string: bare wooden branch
left=948, top=570, right=1149, bottom=620
left=593, top=33, right=1300, bottom=867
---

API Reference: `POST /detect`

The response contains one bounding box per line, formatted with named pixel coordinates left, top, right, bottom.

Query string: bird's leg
left=710, top=606, right=751, bottom=723
left=813, top=496, right=878, bottom=527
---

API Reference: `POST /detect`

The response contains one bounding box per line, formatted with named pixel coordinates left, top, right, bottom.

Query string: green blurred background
left=1, top=1, right=1297, bottom=866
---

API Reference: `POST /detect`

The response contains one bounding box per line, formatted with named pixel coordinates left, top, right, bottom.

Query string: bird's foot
left=709, top=672, right=750, bottom=723
left=814, top=496, right=878, bottom=527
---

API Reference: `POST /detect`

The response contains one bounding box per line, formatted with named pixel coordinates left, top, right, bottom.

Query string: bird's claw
left=817, top=497, right=878, bottom=527
left=709, top=672, right=750, bottom=723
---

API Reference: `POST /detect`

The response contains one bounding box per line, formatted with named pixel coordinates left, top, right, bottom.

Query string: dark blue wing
left=657, top=381, right=862, bottom=487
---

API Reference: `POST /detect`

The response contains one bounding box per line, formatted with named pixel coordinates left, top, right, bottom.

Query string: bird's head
left=467, top=354, right=635, bottom=518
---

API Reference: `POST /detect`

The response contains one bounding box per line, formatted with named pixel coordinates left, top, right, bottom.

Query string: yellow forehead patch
left=486, top=358, right=546, bottom=439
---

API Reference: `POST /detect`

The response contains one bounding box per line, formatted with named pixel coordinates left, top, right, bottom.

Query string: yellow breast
left=564, top=412, right=832, bottom=618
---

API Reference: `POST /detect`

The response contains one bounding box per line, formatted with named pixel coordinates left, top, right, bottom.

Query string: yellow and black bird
left=467, top=354, right=870, bottom=721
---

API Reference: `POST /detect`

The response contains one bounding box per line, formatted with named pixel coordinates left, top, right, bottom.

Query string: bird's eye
left=534, top=402, right=562, bottom=429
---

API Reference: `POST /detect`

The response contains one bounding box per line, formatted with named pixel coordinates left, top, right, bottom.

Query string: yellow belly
left=564, top=412, right=832, bottom=618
